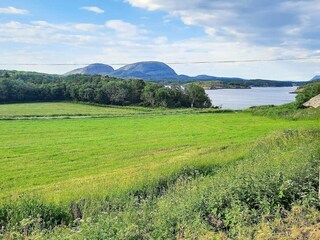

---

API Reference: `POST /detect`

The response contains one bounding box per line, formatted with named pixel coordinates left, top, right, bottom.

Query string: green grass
left=0, top=109, right=319, bottom=203
left=246, top=102, right=320, bottom=120
left=145, top=129, right=320, bottom=239
left=0, top=102, right=319, bottom=239
left=4, top=128, right=319, bottom=240
left=0, top=102, right=147, bottom=117
left=0, top=102, right=232, bottom=120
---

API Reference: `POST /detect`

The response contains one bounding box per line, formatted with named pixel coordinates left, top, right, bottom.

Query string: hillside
left=110, top=61, right=178, bottom=80
left=311, top=75, right=320, bottom=81
left=64, top=61, right=308, bottom=86
left=65, top=64, right=114, bottom=75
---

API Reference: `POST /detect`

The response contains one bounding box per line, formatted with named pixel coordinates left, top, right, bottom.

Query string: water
left=206, top=87, right=297, bottom=110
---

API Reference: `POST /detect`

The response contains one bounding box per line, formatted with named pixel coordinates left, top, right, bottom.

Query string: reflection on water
left=206, top=87, right=297, bottom=110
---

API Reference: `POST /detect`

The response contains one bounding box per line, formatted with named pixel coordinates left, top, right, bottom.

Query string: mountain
left=65, top=63, right=114, bottom=75
left=192, top=75, right=218, bottom=80
left=65, top=61, right=228, bottom=80
left=311, top=75, right=320, bottom=81
left=110, top=61, right=178, bottom=80
left=64, top=61, right=309, bottom=86
left=65, top=61, right=180, bottom=80
left=192, top=75, right=245, bottom=81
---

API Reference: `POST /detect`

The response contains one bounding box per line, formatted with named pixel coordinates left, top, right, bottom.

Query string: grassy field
left=0, top=102, right=148, bottom=117
left=0, top=102, right=319, bottom=239
left=2, top=127, right=319, bottom=239
left=0, top=103, right=319, bottom=202
left=0, top=102, right=231, bottom=120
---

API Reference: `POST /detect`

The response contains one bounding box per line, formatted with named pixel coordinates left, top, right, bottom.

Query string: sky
left=0, top=0, right=320, bottom=80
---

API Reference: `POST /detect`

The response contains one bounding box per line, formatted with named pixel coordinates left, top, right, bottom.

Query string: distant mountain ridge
left=64, top=61, right=313, bottom=86
left=311, top=75, right=320, bottom=81
left=65, top=61, right=240, bottom=81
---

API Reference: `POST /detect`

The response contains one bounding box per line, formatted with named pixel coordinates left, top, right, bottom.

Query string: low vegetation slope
left=1, top=128, right=319, bottom=239
left=247, top=81, right=320, bottom=120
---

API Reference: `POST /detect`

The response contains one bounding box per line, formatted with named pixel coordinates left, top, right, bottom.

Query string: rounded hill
left=111, top=61, right=178, bottom=80
left=65, top=63, right=114, bottom=76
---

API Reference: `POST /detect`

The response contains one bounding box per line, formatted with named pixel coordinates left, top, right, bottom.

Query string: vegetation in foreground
left=1, top=128, right=319, bottom=239
left=2, top=111, right=315, bottom=202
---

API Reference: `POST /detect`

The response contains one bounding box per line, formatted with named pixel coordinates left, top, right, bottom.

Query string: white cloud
left=126, top=0, right=320, bottom=47
left=0, top=21, right=105, bottom=45
left=0, top=6, right=28, bottom=14
left=32, top=21, right=104, bottom=32
left=280, top=0, right=320, bottom=12
left=81, top=6, right=105, bottom=14
left=105, top=20, right=147, bottom=38
left=0, top=19, right=147, bottom=46
left=154, top=36, right=168, bottom=44
left=126, top=0, right=165, bottom=11
left=126, top=0, right=252, bottom=44
left=163, top=15, right=172, bottom=24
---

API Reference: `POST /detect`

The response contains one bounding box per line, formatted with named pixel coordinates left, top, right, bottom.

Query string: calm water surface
left=206, top=87, right=297, bottom=110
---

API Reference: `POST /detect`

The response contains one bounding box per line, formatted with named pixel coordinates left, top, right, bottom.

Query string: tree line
left=0, top=71, right=212, bottom=108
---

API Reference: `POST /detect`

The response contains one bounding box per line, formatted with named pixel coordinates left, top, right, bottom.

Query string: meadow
left=0, top=102, right=319, bottom=239
left=0, top=102, right=228, bottom=120
left=3, top=108, right=317, bottom=202
left=0, top=102, right=149, bottom=118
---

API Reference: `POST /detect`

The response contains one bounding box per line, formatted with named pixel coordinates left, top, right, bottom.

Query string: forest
left=0, top=71, right=211, bottom=108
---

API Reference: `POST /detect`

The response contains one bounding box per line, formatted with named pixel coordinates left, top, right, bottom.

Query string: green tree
left=186, top=83, right=212, bottom=108
left=105, top=81, right=129, bottom=105
left=127, top=80, right=145, bottom=104
left=4, top=72, right=10, bottom=78
left=141, top=83, right=161, bottom=107
left=95, top=86, right=110, bottom=104
left=155, top=87, right=173, bottom=107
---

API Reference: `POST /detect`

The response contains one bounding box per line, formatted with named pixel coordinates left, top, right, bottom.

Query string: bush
left=296, top=82, right=320, bottom=107
left=0, top=198, right=71, bottom=234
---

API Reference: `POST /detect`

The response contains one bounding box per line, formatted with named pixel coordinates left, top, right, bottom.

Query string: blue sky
left=0, top=0, right=319, bottom=80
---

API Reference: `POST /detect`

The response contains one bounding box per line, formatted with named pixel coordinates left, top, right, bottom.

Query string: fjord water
left=206, top=87, right=297, bottom=110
